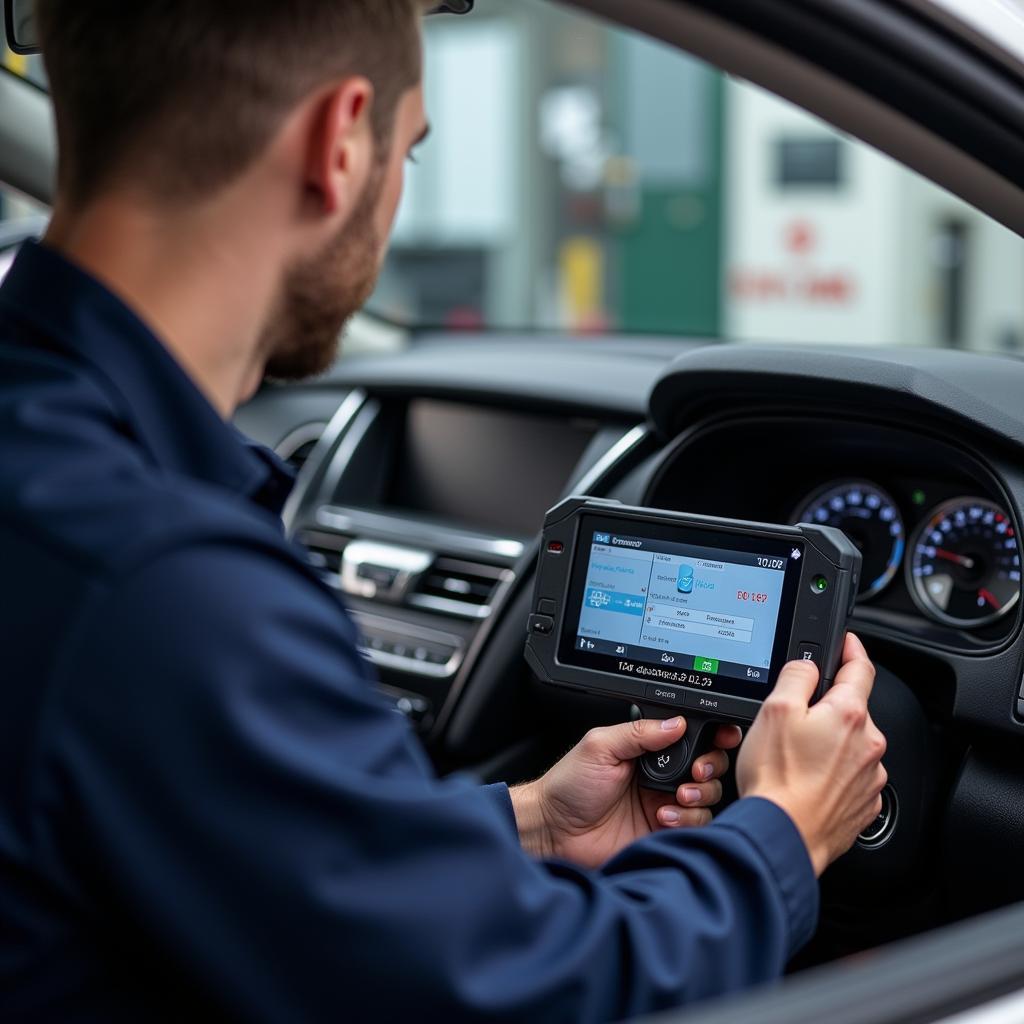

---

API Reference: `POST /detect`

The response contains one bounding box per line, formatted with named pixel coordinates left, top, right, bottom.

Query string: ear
left=306, top=77, right=375, bottom=219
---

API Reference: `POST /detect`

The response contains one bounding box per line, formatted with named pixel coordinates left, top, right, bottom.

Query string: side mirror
left=4, top=0, right=38, bottom=55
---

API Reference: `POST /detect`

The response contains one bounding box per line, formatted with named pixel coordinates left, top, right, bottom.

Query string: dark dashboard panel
left=649, top=344, right=1024, bottom=448
left=323, top=335, right=693, bottom=419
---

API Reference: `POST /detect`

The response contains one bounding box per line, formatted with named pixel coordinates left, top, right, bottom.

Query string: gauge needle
left=979, top=588, right=1002, bottom=609
left=935, top=548, right=975, bottom=569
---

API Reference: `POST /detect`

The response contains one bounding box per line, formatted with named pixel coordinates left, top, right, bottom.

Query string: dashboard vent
left=298, top=531, right=351, bottom=582
left=409, top=557, right=512, bottom=620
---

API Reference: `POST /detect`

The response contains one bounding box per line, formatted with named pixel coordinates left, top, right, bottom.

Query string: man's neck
left=44, top=194, right=280, bottom=418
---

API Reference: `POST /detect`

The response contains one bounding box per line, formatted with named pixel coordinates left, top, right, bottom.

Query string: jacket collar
left=0, top=240, right=294, bottom=513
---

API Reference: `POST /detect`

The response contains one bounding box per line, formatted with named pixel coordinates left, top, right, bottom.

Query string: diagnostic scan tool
left=525, top=498, right=861, bottom=790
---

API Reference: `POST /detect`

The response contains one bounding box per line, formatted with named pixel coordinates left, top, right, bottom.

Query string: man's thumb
left=587, top=717, right=687, bottom=763
left=770, top=659, right=820, bottom=707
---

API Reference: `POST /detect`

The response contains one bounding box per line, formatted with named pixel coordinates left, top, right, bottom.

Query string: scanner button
left=537, top=599, right=557, bottom=617
left=528, top=615, right=554, bottom=636
left=645, top=684, right=686, bottom=707
left=797, top=642, right=822, bottom=667
left=642, top=738, right=689, bottom=782
left=684, top=691, right=757, bottom=721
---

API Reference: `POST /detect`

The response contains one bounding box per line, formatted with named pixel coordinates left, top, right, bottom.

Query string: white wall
left=724, top=81, right=1024, bottom=351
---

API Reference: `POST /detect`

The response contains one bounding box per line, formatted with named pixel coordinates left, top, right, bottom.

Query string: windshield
left=368, top=0, right=1024, bottom=352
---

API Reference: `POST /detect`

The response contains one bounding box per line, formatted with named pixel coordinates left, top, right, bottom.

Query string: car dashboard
left=237, top=334, right=1024, bottom=960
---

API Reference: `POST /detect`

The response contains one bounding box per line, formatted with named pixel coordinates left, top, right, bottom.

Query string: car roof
left=903, top=0, right=1024, bottom=75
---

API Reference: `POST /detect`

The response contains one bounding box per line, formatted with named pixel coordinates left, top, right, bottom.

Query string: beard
left=261, top=169, right=385, bottom=382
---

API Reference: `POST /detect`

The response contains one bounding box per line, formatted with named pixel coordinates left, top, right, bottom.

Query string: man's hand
left=510, top=718, right=742, bottom=869
left=737, top=632, right=887, bottom=877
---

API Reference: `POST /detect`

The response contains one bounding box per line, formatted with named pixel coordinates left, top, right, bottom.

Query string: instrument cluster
left=793, top=481, right=1021, bottom=630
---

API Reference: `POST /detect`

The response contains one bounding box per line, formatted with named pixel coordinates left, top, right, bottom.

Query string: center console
left=285, top=390, right=636, bottom=734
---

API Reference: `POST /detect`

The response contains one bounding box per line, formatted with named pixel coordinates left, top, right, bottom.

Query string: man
left=0, top=2, right=887, bottom=1021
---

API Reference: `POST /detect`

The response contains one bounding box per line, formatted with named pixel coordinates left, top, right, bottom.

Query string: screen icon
left=693, top=656, right=720, bottom=674
left=595, top=533, right=611, bottom=544
left=677, top=563, right=695, bottom=594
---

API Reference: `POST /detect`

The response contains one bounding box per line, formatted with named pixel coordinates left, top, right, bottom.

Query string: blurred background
left=4, top=0, right=1024, bottom=351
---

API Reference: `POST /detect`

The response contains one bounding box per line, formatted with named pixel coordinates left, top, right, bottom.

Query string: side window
left=1, top=45, right=48, bottom=282
left=367, top=0, right=1024, bottom=353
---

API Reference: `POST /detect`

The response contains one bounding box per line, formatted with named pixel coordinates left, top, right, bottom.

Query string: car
left=4, top=1, right=1024, bottom=1021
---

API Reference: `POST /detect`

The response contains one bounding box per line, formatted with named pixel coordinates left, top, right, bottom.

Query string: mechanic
left=0, top=2, right=887, bottom=1021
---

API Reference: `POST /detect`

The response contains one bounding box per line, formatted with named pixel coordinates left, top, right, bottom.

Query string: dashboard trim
left=570, top=424, right=651, bottom=495
left=282, top=389, right=367, bottom=535
left=274, top=422, right=330, bottom=465
left=315, top=506, right=526, bottom=562
left=408, top=593, right=493, bottom=621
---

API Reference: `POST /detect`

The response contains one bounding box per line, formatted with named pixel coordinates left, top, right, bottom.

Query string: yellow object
left=560, top=237, right=604, bottom=330
left=3, top=47, right=29, bottom=78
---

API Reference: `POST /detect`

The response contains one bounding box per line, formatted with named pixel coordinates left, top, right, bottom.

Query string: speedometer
left=795, top=481, right=904, bottom=600
left=908, top=497, right=1022, bottom=628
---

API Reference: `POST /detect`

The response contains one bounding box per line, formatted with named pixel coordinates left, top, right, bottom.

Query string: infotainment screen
left=386, top=400, right=596, bottom=537
left=558, top=516, right=804, bottom=703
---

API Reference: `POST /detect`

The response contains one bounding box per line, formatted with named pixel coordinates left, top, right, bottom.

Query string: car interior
left=5, top=0, right=1024, bottom=1021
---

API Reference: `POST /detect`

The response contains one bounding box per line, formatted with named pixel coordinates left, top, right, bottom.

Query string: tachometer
left=908, top=497, right=1021, bottom=628
left=795, top=481, right=904, bottom=600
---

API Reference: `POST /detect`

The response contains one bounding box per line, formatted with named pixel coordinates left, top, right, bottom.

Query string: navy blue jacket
left=0, top=241, right=818, bottom=1023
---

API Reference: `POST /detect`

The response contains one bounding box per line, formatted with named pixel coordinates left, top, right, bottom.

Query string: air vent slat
left=297, top=530, right=352, bottom=581
left=306, top=546, right=343, bottom=575
left=420, top=572, right=494, bottom=605
left=409, top=556, right=512, bottom=620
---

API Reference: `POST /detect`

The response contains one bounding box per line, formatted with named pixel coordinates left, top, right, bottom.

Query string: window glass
left=1, top=43, right=47, bottom=283
left=368, top=0, right=1024, bottom=352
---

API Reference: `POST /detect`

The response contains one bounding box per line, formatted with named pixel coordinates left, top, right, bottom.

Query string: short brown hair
left=36, top=0, right=425, bottom=206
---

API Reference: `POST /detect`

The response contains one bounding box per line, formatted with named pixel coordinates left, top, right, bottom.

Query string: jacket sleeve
left=37, top=540, right=819, bottom=1024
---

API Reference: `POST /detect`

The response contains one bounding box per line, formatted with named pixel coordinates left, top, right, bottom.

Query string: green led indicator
left=813, top=575, right=829, bottom=593
left=912, top=489, right=927, bottom=507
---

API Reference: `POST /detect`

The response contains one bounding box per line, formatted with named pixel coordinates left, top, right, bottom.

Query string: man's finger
left=656, top=804, right=713, bottom=829
left=584, top=717, right=687, bottom=763
left=692, top=748, right=729, bottom=782
left=712, top=724, right=743, bottom=751
left=674, top=779, right=723, bottom=808
left=821, top=632, right=875, bottom=707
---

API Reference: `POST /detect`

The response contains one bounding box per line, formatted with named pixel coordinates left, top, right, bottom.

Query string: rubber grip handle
left=635, top=708, right=720, bottom=793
